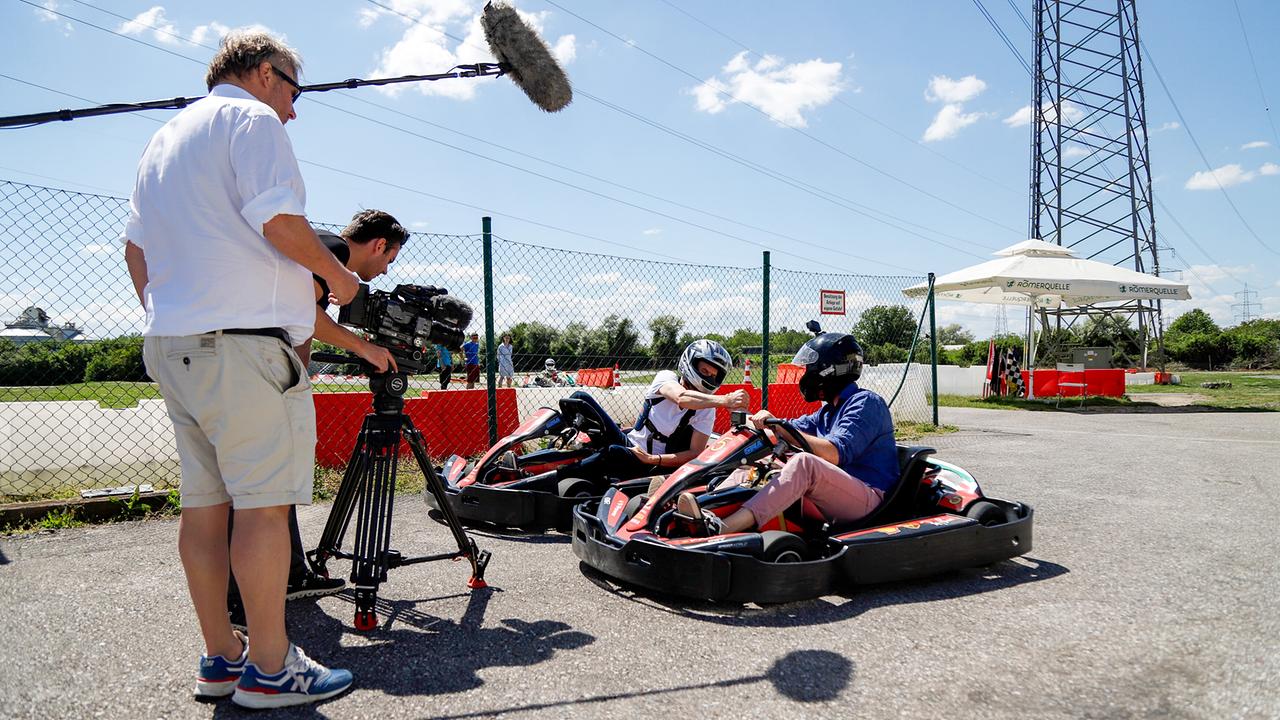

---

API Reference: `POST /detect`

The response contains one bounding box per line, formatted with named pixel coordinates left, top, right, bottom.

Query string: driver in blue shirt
left=679, top=332, right=897, bottom=534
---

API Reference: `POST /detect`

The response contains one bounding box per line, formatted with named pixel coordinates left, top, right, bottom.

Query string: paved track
left=1, top=407, right=1276, bottom=719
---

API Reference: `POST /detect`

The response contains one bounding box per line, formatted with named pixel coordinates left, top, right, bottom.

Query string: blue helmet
left=791, top=333, right=863, bottom=402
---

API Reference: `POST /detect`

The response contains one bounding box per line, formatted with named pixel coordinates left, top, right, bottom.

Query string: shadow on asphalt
left=0, top=547, right=7, bottom=565
left=580, top=555, right=1069, bottom=627
left=1073, top=403, right=1275, bottom=414
left=426, top=509, right=572, bottom=544
left=209, top=586, right=595, bottom=718
left=420, top=648, right=855, bottom=719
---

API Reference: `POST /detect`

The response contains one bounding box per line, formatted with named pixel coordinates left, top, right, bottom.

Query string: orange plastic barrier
left=313, top=389, right=520, bottom=468
left=574, top=367, right=615, bottom=388
left=708, top=383, right=824, bottom=434
left=775, top=363, right=804, bottom=384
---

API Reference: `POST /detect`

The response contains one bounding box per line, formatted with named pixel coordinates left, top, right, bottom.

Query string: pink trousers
left=741, top=452, right=884, bottom=527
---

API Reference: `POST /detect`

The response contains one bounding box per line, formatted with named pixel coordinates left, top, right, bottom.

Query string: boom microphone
left=0, top=3, right=572, bottom=128
left=481, top=2, right=573, bottom=113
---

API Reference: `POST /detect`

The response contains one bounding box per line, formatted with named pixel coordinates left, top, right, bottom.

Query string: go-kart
left=571, top=413, right=1034, bottom=603
left=426, top=395, right=640, bottom=531
left=522, top=372, right=577, bottom=388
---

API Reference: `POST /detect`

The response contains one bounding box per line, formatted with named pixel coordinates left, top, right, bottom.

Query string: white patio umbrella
left=904, top=239, right=1190, bottom=397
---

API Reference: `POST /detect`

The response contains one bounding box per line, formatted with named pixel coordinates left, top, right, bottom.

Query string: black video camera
left=337, top=283, right=473, bottom=374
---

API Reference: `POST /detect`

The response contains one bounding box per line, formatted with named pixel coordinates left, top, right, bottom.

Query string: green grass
left=1121, top=371, right=1280, bottom=410
left=0, top=381, right=161, bottom=408
left=934, top=393, right=1136, bottom=411
left=1, top=488, right=181, bottom=536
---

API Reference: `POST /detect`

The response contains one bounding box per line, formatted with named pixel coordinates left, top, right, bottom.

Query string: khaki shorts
left=143, top=333, right=316, bottom=510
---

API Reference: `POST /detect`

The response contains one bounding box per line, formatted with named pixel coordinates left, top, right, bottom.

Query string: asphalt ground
left=1, top=407, right=1276, bottom=719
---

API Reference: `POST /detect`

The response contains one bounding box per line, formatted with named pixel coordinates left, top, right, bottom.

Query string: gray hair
left=205, top=30, right=302, bottom=91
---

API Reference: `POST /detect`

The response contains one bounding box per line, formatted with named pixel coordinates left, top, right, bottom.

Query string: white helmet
left=677, top=339, right=732, bottom=393
left=545, top=358, right=556, bottom=369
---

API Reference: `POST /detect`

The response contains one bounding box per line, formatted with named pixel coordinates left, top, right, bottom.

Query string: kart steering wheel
left=557, top=396, right=610, bottom=441
left=763, top=418, right=814, bottom=455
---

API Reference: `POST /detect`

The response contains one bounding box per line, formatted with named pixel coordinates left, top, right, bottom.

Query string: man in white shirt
left=123, top=31, right=357, bottom=709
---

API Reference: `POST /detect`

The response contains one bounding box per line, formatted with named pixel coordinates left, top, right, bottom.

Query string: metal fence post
left=482, top=217, right=498, bottom=445
left=761, top=250, right=771, bottom=411
left=928, top=272, right=939, bottom=427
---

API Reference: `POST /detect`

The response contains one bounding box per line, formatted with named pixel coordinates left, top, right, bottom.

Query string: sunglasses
left=270, top=65, right=302, bottom=102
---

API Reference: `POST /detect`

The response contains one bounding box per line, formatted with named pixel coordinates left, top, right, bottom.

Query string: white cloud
left=1260, top=162, right=1279, bottom=176
left=1184, top=163, right=1257, bottom=190
left=1241, top=140, right=1270, bottom=150
left=679, top=279, right=716, bottom=295
left=642, top=228, right=662, bottom=236
left=923, top=104, right=985, bottom=142
left=690, top=51, right=843, bottom=128
left=925, top=75, right=986, bottom=104
left=1003, top=101, right=1084, bottom=128
left=1063, top=145, right=1091, bottom=159
left=1153, top=121, right=1180, bottom=133
left=190, top=21, right=230, bottom=46
left=118, top=6, right=182, bottom=46
left=80, top=244, right=116, bottom=256
left=35, top=0, right=73, bottom=33
left=552, top=34, right=576, bottom=65
left=579, top=271, right=620, bottom=285
left=501, top=273, right=531, bottom=286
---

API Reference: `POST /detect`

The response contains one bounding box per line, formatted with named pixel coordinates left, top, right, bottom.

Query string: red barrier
left=574, top=367, right=614, bottom=388
left=313, top=389, right=520, bottom=468
left=1020, top=369, right=1126, bottom=398
left=707, top=383, right=824, bottom=434
left=711, top=384, right=762, bottom=434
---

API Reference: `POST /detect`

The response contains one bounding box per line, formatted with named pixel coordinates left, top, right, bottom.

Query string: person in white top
left=517, top=340, right=749, bottom=490
left=122, top=31, right=357, bottom=708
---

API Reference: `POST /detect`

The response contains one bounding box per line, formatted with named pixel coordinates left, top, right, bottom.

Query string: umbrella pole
left=1026, top=304, right=1036, bottom=399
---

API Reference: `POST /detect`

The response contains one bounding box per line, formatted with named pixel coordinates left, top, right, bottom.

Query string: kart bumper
left=571, top=504, right=843, bottom=604
left=426, top=482, right=587, bottom=531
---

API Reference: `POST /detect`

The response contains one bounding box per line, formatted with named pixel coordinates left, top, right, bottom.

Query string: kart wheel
left=760, top=531, right=807, bottom=563
left=965, top=500, right=1012, bottom=527
left=557, top=477, right=597, bottom=499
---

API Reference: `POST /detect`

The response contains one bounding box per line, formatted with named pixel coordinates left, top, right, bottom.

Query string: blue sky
left=1, top=0, right=1277, bottom=339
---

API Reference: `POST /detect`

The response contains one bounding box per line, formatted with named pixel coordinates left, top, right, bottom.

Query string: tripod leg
left=403, top=418, right=490, bottom=588
left=349, top=422, right=400, bottom=630
left=309, top=419, right=372, bottom=576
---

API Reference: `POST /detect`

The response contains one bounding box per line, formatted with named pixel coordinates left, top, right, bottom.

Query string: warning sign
left=820, top=290, right=846, bottom=315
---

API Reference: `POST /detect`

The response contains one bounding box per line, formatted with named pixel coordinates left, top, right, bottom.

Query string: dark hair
left=341, top=209, right=409, bottom=251
left=205, top=31, right=301, bottom=91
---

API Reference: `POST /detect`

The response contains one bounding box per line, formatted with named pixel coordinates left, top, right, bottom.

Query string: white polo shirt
left=626, top=370, right=716, bottom=453
left=122, top=84, right=315, bottom=345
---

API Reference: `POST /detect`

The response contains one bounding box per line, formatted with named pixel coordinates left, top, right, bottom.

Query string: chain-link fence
left=0, top=179, right=938, bottom=504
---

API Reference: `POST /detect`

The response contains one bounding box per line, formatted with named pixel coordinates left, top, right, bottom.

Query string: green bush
left=0, top=340, right=92, bottom=386
left=83, top=336, right=146, bottom=382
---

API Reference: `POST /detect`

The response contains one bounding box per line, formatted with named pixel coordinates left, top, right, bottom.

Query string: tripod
left=307, top=366, right=490, bottom=630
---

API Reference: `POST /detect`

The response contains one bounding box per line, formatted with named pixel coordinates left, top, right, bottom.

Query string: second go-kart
left=426, top=395, right=641, bottom=531
left=572, top=413, right=1034, bottom=603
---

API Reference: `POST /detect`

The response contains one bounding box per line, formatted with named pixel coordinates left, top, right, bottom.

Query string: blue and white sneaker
left=194, top=633, right=248, bottom=698
left=232, top=644, right=353, bottom=709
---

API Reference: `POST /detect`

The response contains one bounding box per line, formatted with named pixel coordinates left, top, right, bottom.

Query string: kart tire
left=759, top=531, right=807, bottom=563
left=965, top=500, right=1012, bottom=527
left=558, top=477, right=597, bottom=499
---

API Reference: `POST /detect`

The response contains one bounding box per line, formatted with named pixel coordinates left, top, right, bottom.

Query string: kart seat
left=826, top=445, right=936, bottom=533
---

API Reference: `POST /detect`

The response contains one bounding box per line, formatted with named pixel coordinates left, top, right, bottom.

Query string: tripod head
left=313, top=352, right=410, bottom=415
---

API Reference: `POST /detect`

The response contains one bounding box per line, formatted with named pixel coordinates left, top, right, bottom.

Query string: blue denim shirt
left=790, top=382, right=898, bottom=493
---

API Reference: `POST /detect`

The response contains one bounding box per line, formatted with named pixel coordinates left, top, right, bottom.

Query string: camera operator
left=122, top=31, right=357, bottom=708
left=226, top=210, right=407, bottom=628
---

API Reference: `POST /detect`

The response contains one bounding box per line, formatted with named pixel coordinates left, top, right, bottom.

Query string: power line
left=12, top=3, right=915, bottom=271
left=1143, top=46, right=1279, bottom=257
left=971, top=0, right=1032, bottom=74
left=652, top=0, right=1023, bottom=197
left=1231, top=0, right=1280, bottom=150
left=360, top=0, right=999, bottom=256
left=541, top=0, right=1024, bottom=236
